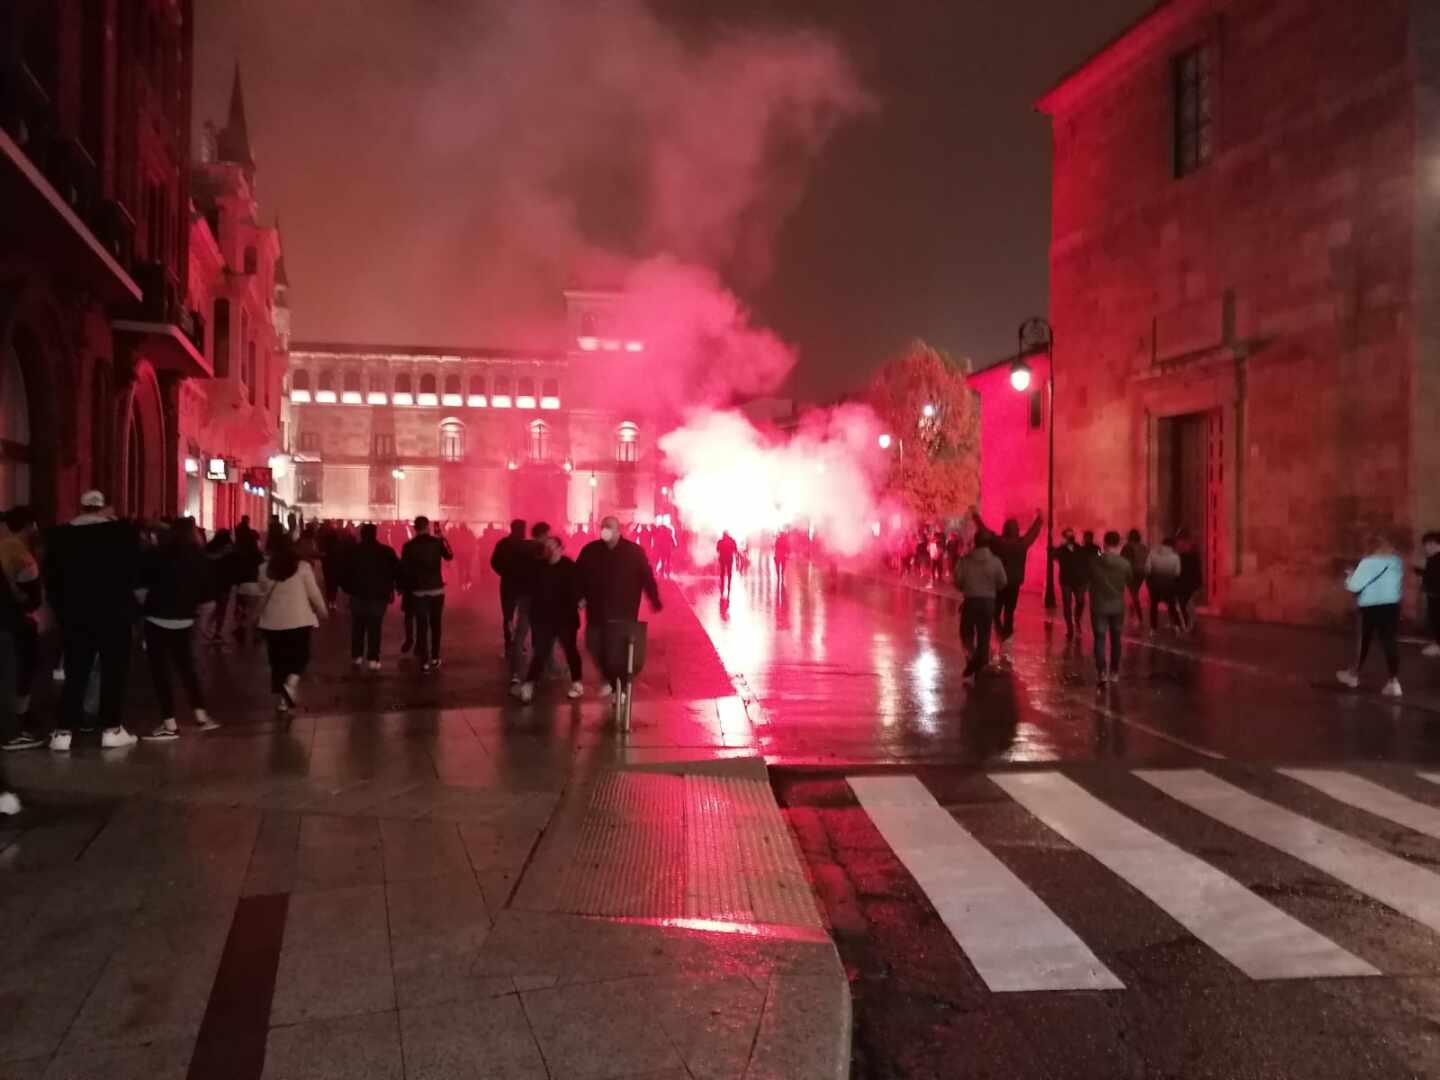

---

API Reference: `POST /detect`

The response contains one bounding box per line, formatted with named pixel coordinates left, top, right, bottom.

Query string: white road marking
left=1418, top=773, right=1440, bottom=787
left=847, top=774, right=1123, bottom=993
left=991, top=771, right=1377, bottom=980
left=1137, top=769, right=1440, bottom=936
left=1280, top=769, right=1440, bottom=841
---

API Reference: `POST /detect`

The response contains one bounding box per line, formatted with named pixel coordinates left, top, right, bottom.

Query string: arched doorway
left=120, top=365, right=165, bottom=518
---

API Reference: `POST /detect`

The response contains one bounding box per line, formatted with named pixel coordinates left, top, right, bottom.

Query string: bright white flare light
left=877, top=433, right=892, bottom=450
left=1010, top=364, right=1032, bottom=392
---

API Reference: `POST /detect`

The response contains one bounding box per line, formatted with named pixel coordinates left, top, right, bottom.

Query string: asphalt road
left=679, top=561, right=1440, bottom=1079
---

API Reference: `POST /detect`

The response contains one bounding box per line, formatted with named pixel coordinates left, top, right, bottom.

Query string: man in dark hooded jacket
left=971, top=507, right=1044, bottom=647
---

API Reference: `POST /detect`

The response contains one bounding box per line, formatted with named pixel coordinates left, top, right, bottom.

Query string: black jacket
left=490, top=534, right=541, bottom=594
left=1052, top=542, right=1091, bottom=588
left=142, top=542, right=214, bottom=621
left=974, top=512, right=1043, bottom=587
left=46, top=516, right=142, bottom=627
left=531, top=556, right=582, bottom=627
left=1422, top=554, right=1440, bottom=597
left=400, top=533, right=453, bottom=593
left=343, top=540, right=400, bottom=611
left=576, top=538, right=662, bottom=623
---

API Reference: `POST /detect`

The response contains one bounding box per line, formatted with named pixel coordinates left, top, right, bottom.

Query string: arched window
left=316, top=369, right=336, bottom=403
left=615, top=421, right=638, bottom=464
left=394, top=372, right=413, bottom=405
left=342, top=369, right=362, bottom=403
left=290, top=368, right=311, bottom=402
left=443, top=374, right=461, bottom=397
left=419, top=373, right=437, bottom=395
left=439, top=418, right=465, bottom=462
left=442, top=374, right=463, bottom=407
left=491, top=375, right=512, bottom=408
left=517, top=377, right=536, bottom=409
left=367, top=372, right=387, bottom=404
left=467, top=374, right=486, bottom=407
left=318, top=370, right=335, bottom=392
left=540, top=378, right=560, bottom=410
left=529, top=420, right=550, bottom=463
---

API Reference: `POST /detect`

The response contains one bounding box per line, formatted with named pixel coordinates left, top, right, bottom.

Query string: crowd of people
left=0, top=491, right=674, bottom=815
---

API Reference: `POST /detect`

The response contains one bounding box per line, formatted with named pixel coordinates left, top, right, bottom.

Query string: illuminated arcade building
left=283, top=291, right=662, bottom=527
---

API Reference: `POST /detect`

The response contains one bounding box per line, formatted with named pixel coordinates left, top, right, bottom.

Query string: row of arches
left=433, top=418, right=639, bottom=465
left=292, top=368, right=559, bottom=402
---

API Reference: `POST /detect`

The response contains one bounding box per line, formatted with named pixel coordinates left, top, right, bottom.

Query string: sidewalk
left=0, top=580, right=850, bottom=1080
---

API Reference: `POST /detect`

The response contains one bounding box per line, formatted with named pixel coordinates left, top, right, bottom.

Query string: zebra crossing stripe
left=1137, top=769, right=1440, bottom=936
left=1280, top=769, right=1440, bottom=841
left=991, top=772, right=1378, bottom=980
left=1419, top=773, right=1440, bottom=787
left=847, top=774, right=1123, bottom=993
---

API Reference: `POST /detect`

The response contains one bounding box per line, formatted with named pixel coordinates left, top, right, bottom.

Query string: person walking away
left=1090, top=531, right=1133, bottom=686
left=231, top=528, right=265, bottom=646
left=45, top=491, right=142, bottom=749
left=317, top=523, right=342, bottom=610
left=953, top=536, right=1007, bottom=683
left=258, top=536, right=327, bottom=713
left=491, top=520, right=529, bottom=659
left=1120, top=529, right=1150, bottom=627
left=774, top=529, right=792, bottom=588
left=1416, top=531, right=1440, bottom=659
left=577, top=515, right=662, bottom=702
left=343, top=524, right=399, bottom=670
left=1052, top=529, right=1089, bottom=639
left=971, top=507, right=1043, bottom=650
left=1174, top=529, right=1203, bottom=633
left=401, top=517, right=453, bottom=673
left=139, top=518, right=219, bottom=740
left=1144, top=538, right=1183, bottom=632
left=203, top=529, right=236, bottom=646
left=1337, top=534, right=1405, bottom=697
left=0, top=508, right=44, bottom=753
left=503, top=523, right=548, bottom=685
left=716, top=531, right=739, bottom=599
left=653, top=524, right=676, bottom=580
left=515, top=535, right=584, bottom=702
left=0, top=506, right=43, bottom=746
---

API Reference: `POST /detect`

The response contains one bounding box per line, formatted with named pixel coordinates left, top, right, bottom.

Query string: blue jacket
left=1346, top=554, right=1403, bottom=607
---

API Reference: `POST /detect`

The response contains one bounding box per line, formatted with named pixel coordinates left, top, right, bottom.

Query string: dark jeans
left=500, top=583, right=518, bottom=649
left=209, top=587, right=232, bottom=642
left=1357, top=603, right=1400, bottom=678
left=508, top=595, right=533, bottom=679
left=1092, top=610, right=1124, bottom=675
left=0, top=628, right=18, bottom=743
left=1148, top=578, right=1180, bottom=629
left=59, top=621, right=131, bottom=731
left=961, top=597, right=995, bottom=676
left=719, top=560, right=734, bottom=596
left=526, top=621, right=582, bottom=684
left=143, top=621, right=205, bottom=719
left=263, top=627, right=312, bottom=693
left=13, top=617, right=37, bottom=703
left=1427, top=594, right=1440, bottom=644
left=994, top=584, right=1020, bottom=640
left=351, top=610, right=384, bottom=662
left=402, top=594, right=416, bottom=648
left=1127, top=576, right=1146, bottom=620
left=1061, top=585, right=1086, bottom=631
left=412, top=593, right=445, bottom=663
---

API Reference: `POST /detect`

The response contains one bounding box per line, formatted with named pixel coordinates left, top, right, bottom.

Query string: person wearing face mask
left=514, top=535, right=583, bottom=703
left=576, top=516, right=663, bottom=700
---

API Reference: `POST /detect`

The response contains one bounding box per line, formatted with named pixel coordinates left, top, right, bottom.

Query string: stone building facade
left=0, top=1, right=286, bottom=530
left=1038, top=0, right=1440, bottom=623
left=285, top=292, right=661, bottom=527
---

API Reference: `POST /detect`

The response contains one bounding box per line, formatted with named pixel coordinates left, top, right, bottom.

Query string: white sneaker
left=367, top=660, right=381, bottom=672
left=49, top=730, right=72, bottom=752
left=568, top=682, right=584, bottom=699
left=519, top=682, right=535, bottom=704
left=1423, top=644, right=1440, bottom=659
left=194, top=710, right=220, bottom=732
left=52, top=666, right=64, bottom=682
left=0, top=792, right=20, bottom=816
left=1335, top=669, right=1360, bottom=689
left=283, top=674, right=301, bottom=705
left=1382, top=678, right=1404, bottom=698
left=599, top=683, right=614, bottom=699
left=352, top=656, right=365, bottom=669
left=143, top=720, right=179, bottom=742
left=100, top=727, right=138, bottom=749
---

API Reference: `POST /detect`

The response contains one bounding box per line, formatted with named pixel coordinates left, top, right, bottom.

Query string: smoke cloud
left=660, top=403, right=894, bottom=557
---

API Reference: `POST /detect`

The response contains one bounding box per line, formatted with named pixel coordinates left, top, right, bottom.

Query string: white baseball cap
left=79, top=490, right=107, bottom=509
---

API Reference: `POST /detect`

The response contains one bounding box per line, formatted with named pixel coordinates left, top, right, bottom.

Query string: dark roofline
left=1036, top=0, right=1204, bottom=116
left=290, top=341, right=568, bottom=362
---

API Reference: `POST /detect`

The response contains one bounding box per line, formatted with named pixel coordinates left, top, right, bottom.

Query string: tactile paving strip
left=549, top=771, right=822, bottom=929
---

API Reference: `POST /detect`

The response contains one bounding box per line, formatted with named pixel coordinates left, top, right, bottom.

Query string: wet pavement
left=681, top=562, right=1440, bottom=1078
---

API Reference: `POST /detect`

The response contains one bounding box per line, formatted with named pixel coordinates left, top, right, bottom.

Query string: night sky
left=194, top=0, right=1154, bottom=399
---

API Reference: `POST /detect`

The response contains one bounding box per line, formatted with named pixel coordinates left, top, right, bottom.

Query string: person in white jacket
left=257, top=536, right=327, bottom=713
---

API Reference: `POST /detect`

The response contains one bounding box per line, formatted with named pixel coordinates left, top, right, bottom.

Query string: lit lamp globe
left=392, top=468, right=405, bottom=480
left=878, top=433, right=893, bottom=450
left=921, top=403, right=937, bottom=419
left=1009, top=362, right=1032, bottom=393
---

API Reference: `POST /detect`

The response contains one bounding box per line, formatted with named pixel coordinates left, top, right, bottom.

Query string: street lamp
left=1016, top=316, right=1056, bottom=610
left=878, top=433, right=892, bottom=450
left=921, top=402, right=937, bottom=420
left=392, top=467, right=405, bottom=522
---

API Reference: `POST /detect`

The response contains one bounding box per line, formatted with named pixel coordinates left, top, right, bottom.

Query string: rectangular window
left=374, top=433, right=395, bottom=459
left=1028, top=389, right=1044, bottom=431
left=441, top=476, right=465, bottom=507
left=297, top=463, right=323, bottom=504
left=1173, top=43, right=1215, bottom=178
left=369, top=472, right=395, bottom=506
left=299, top=431, right=320, bottom=454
